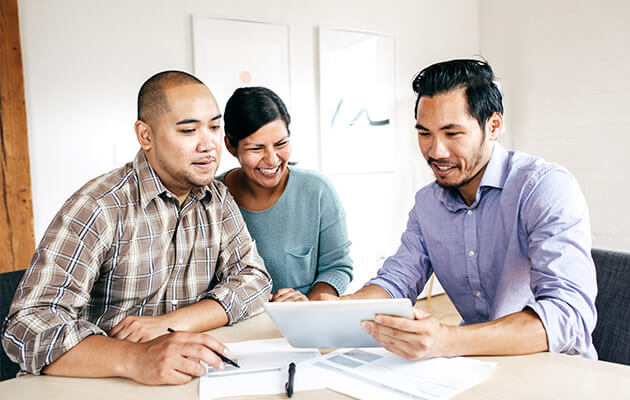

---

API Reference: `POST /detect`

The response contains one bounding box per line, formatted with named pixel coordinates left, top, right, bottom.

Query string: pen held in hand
left=166, top=327, right=240, bottom=368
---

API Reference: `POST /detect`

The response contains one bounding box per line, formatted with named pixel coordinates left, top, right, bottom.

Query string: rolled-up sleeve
left=203, top=193, right=271, bottom=324
left=365, top=193, right=432, bottom=303
left=1, top=195, right=111, bottom=374
left=522, top=168, right=597, bottom=358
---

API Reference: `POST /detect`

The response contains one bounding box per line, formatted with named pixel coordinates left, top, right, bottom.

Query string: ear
left=485, top=112, right=503, bottom=141
left=135, top=120, right=153, bottom=151
left=224, top=135, right=238, bottom=158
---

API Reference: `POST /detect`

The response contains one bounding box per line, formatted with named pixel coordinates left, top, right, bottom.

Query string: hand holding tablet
left=263, top=299, right=414, bottom=348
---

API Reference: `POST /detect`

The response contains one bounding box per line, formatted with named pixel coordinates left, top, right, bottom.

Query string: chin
left=257, top=179, right=281, bottom=189
left=435, top=178, right=465, bottom=190
left=192, top=174, right=216, bottom=187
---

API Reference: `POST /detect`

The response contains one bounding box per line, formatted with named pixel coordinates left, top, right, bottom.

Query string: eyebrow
left=415, top=123, right=466, bottom=131
left=175, top=114, right=222, bottom=125
left=243, top=136, right=290, bottom=147
left=439, top=123, right=466, bottom=130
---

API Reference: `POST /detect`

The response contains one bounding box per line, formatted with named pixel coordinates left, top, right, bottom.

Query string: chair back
left=591, top=248, right=630, bottom=365
left=0, top=269, right=25, bottom=381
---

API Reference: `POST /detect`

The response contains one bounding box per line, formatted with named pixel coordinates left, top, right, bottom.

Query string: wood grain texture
left=0, top=0, right=35, bottom=273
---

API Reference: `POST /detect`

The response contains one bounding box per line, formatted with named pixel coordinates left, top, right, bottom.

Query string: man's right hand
left=42, top=331, right=230, bottom=386
left=126, top=330, right=229, bottom=385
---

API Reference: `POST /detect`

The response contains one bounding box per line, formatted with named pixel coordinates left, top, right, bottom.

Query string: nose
left=263, top=146, right=279, bottom=165
left=197, top=127, right=216, bottom=153
left=427, top=136, right=449, bottom=160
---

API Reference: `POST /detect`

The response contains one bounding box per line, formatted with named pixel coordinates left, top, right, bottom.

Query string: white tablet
left=263, top=298, right=414, bottom=348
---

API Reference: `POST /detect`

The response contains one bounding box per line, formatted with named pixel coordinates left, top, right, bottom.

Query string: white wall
left=18, top=0, right=479, bottom=290
left=479, top=0, right=630, bottom=252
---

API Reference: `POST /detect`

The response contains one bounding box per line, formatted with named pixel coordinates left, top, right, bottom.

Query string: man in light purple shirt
left=339, top=59, right=597, bottom=360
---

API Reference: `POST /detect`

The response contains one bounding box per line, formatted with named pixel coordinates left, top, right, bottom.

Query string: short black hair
left=137, top=70, right=204, bottom=123
left=412, top=59, right=503, bottom=129
left=223, top=86, right=291, bottom=147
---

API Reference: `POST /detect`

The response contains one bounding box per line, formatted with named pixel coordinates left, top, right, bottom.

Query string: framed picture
left=192, top=16, right=291, bottom=173
left=318, top=27, right=396, bottom=174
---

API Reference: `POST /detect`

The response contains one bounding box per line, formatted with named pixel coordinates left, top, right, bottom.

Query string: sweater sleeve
left=313, top=177, right=353, bottom=295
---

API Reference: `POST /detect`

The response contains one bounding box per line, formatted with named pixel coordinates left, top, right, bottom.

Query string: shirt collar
left=133, top=150, right=213, bottom=210
left=479, top=142, right=509, bottom=190
left=436, top=142, right=509, bottom=212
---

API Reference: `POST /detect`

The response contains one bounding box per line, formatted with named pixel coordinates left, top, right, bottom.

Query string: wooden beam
left=0, top=0, right=35, bottom=273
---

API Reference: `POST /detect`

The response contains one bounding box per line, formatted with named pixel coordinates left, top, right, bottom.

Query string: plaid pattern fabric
left=1, top=151, right=271, bottom=375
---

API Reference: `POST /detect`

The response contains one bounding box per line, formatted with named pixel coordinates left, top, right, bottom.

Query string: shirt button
left=469, top=251, right=475, bottom=256
left=467, top=210, right=472, bottom=215
left=171, top=299, right=178, bottom=305
left=178, top=258, right=184, bottom=264
left=475, top=291, right=482, bottom=297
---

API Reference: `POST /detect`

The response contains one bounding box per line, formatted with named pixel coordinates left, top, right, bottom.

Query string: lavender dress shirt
left=366, top=143, right=597, bottom=358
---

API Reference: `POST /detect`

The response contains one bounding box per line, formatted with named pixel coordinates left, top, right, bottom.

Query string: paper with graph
left=303, top=347, right=495, bottom=400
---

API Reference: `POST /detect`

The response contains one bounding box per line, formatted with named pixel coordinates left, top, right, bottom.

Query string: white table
left=2, top=312, right=629, bottom=399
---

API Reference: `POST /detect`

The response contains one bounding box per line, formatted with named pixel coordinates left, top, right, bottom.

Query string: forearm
left=349, top=284, right=392, bottom=299
left=43, top=335, right=136, bottom=378
left=446, top=309, right=548, bottom=357
left=307, top=282, right=338, bottom=300
left=160, top=299, right=229, bottom=332
left=44, top=329, right=229, bottom=385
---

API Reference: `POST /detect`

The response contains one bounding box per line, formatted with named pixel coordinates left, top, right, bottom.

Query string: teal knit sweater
left=218, top=167, right=353, bottom=295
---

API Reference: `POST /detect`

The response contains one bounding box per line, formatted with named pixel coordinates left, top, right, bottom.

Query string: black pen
left=285, top=362, right=295, bottom=398
left=166, top=327, right=240, bottom=368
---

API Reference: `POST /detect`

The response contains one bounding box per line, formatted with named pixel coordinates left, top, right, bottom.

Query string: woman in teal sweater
left=219, top=86, right=353, bottom=302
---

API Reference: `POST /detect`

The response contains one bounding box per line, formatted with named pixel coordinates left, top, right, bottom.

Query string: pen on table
left=285, top=362, right=296, bottom=398
left=166, top=327, right=240, bottom=368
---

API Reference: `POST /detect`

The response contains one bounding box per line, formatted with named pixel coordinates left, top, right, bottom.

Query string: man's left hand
left=109, top=315, right=171, bottom=343
left=361, top=308, right=453, bottom=360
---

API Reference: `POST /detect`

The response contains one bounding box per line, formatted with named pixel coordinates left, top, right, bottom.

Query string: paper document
left=303, top=348, right=495, bottom=400
left=199, top=338, right=323, bottom=399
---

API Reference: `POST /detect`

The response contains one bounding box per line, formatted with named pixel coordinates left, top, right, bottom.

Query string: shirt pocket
left=190, top=246, right=217, bottom=291
left=284, top=246, right=316, bottom=293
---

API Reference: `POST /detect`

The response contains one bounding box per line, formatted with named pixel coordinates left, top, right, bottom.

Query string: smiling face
left=135, top=83, right=222, bottom=202
left=415, top=88, right=502, bottom=204
left=226, top=118, right=291, bottom=190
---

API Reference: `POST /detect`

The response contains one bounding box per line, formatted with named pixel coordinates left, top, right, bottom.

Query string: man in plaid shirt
left=2, top=71, right=271, bottom=385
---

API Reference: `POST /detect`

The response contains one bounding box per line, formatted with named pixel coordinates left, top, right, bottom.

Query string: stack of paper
left=199, top=338, right=323, bottom=399
left=199, top=339, right=495, bottom=400
left=303, top=348, right=496, bottom=400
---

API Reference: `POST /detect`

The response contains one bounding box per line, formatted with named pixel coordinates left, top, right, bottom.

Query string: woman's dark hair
left=412, top=59, right=503, bottom=129
left=224, top=86, right=291, bottom=147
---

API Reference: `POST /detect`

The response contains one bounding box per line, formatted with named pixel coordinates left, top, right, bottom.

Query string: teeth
left=259, top=166, right=279, bottom=175
left=436, top=165, right=453, bottom=171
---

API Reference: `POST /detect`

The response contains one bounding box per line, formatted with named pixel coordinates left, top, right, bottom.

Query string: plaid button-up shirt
left=1, top=151, right=271, bottom=375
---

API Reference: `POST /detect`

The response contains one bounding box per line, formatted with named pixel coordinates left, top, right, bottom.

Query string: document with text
left=302, top=347, right=496, bottom=400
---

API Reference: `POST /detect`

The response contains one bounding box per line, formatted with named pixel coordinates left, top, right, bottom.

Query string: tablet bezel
left=263, top=298, right=415, bottom=348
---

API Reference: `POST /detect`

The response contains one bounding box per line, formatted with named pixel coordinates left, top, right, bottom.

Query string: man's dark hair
left=412, top=59, right=503, bottom=129
left=223, top=86, right=291, bottom=148
left=137, top=70, right=204, bottom=123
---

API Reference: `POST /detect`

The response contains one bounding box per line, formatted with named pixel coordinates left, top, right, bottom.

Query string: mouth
left=192, top=157, right=217, bottom=171
left=430, top=161, right=458, bottom=178
left=256, top=164, right=281, bottom=177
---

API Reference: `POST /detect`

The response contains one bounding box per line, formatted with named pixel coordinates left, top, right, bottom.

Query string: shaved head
left=137, top=70, right=205, bottom=124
